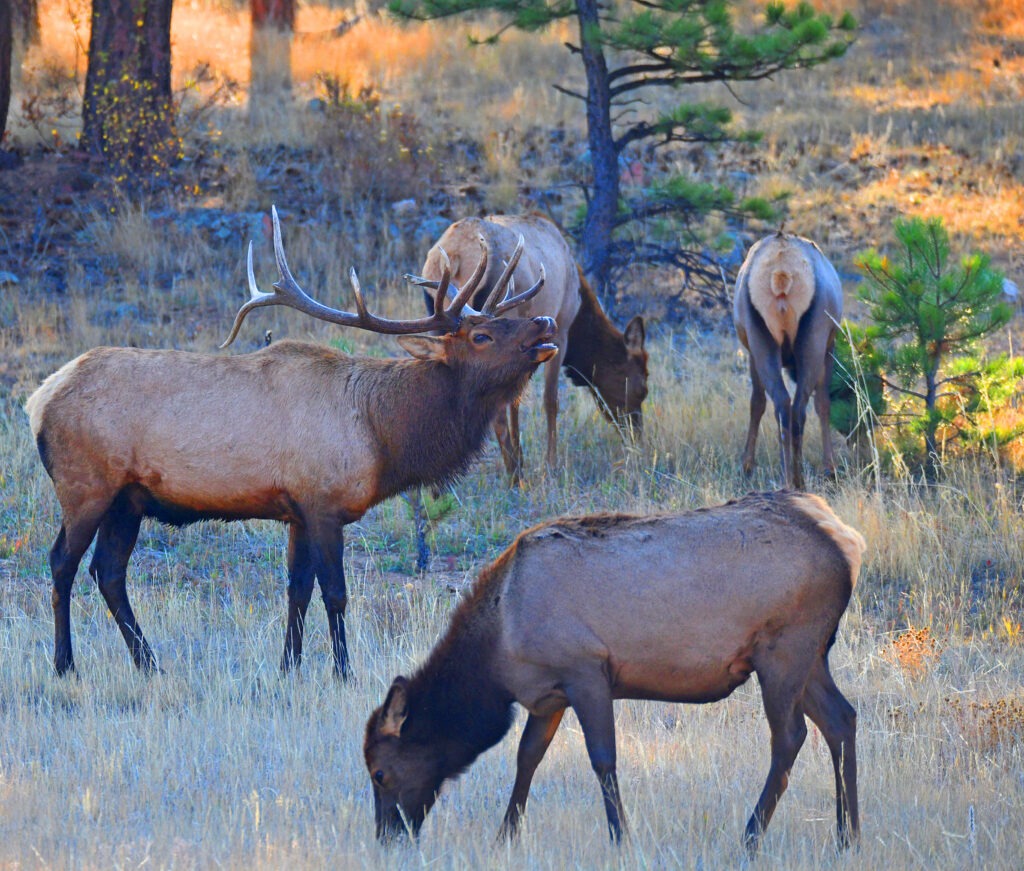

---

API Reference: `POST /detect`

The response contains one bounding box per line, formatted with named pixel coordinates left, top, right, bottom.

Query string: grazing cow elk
left=733, top=230, right=843, bottom=489
left=26, top=208, right=555, bottom=679
left=365, top=491, right=863, bottom=853
left=421, top=215, right=648, bottom=483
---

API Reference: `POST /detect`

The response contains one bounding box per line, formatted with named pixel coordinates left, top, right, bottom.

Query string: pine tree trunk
left=250, top=0, right=295, bottom=106
left=81, top=0, right=177, bottom=176
left=576, top=0, right=619, bottom=302
left=252, top=0, right=295, bottom=30
left=0, top=0, right=11, bottom=144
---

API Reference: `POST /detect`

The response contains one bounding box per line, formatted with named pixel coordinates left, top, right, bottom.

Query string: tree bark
left=0, top=0, right=11, bottom=144
left=250, top=0, right=295, bottom=106
left=251, top=0, right=295, bottom=30
left=576, top=0, right=619, bottom=301
left=81, top=0, right=177, bottom=175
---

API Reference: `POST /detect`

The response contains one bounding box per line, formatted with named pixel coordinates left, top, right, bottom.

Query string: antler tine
left=431, top=248, right=454, bottom=317
left=440, top=238, right=488, bottom=318
left=220, top=241, right=277, bottom=348
left=481, top=235, right=525, bottom=314
left=350, top=267, right=371, bottom=322
left=492, top=264, right=545, bottom=316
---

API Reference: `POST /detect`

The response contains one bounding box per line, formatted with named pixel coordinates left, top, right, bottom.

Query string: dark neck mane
left=562, top=279, right=625, bottom=386
left=357, top=358, right=526, bottom=499
left=401, top=558, right=515, bottom=776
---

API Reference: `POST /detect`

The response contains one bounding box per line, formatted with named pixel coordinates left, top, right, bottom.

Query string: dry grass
left=2, top=0, right=1024, bottom=866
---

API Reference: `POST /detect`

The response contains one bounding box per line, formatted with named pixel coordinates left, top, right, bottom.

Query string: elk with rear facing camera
left=733, top=230, right=843, bottom=489
left=365, top=490, right=863, bottom=853
left=26, top=207, right=555, bottom=679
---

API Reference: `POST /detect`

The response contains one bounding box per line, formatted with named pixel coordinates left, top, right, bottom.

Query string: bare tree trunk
left=0, top=0, right=11, bottom=144
left=252, top=0, right=295, bottom=30
left=250, top=0, right=295, bottom=108
left=576, top=0, right=619, bottom=302
left=81, top=0, right=177, bottom=176
left=13, top=0, right=39, bottom=44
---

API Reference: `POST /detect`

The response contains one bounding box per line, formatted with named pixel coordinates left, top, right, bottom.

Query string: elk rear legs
left=88, top=494, right=156, bottom=672
left=49, top=497, right=112, bottom=675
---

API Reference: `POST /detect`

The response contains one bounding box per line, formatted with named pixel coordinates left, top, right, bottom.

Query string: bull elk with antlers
left=733, top=230, right=844, bottom=489
left=26, top=208, right=554, bottom=679
left=420, top=215, right=648, bottom=483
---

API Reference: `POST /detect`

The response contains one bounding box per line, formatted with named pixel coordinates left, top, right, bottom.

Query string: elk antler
left=220, top=207, right=488, bottom=348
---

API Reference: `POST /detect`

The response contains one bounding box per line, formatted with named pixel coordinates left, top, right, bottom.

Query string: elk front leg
left=499, top=709, right=565, bottom=840
left=493, top=407, right=522, bottom=486
left=542, top=350, right=562, bottom=470
left=281, top=523, right=316, bottom=672
left=567, top=679, right=625, bottom=843
left=311, top=522, right=350, bottom=680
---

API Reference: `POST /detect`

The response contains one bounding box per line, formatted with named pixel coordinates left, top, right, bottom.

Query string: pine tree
left=855, top=216, right=1012, bottom=475
left=390, top=0, right=856, bottom=297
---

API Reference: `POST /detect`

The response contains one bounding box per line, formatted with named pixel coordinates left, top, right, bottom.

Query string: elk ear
left=379, top=677, right=410, bottom=737
left=624, top=316, right=646, bottom=352
left=397, top=335, right=448, bottom=362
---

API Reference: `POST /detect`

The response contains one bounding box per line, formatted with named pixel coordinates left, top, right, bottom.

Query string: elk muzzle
left=527, top=316, right=558, bottom=363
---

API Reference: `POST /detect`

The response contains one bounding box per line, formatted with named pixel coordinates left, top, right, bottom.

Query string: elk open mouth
left=524, top=319, right=558, bottom=362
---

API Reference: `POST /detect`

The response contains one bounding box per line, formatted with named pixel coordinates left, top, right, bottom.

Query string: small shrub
left=311, top=76, right=437, bottom=203
left=855, top=215, right=1012, bottom=475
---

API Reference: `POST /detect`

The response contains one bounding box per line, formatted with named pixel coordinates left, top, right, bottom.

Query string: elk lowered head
left=604, top=314, right=648, bottom=433
left=364, top=677, right=440, bottom=842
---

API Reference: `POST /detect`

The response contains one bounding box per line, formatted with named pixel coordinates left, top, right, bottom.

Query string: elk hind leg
left=815, top=331, right=839, bottom=477
left=743, top=359, right=767, bottom=475
left=89, top=493, right=155, bottom=672
left=499, top=708, right=565, bottom=840
left=281, top=523, right=316, bottom=672
left=745, top=651, right=811, bottom=853
left=802, top=656, right=858, bottom=848
left=50, top=499, right=109, bottom=675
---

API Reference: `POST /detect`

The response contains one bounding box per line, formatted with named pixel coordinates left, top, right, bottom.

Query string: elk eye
left=373, top=770, right=385, bottom=786
left=472, top=332, right=493, bottom=345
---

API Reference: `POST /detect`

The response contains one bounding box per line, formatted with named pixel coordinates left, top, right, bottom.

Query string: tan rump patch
left=25, top=356, right=81, bottom=437
left=748, top=238, right=815, bottom=346
left=791, top=493, right=866, bottom=588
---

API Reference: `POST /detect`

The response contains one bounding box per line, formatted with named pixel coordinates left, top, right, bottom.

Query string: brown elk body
left=423, top=215, right=647, bottom=483
left=365, top=491, right=863, bottom=852
left=733, top=231, right=843, bottom=488
left=26, top=212, right=556, bottom=678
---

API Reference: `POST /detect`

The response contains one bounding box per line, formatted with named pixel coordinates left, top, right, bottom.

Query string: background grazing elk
left=733, top=230, right=843, bottom=489
left=365, top=490, right=864, bottom=852
left=422, top=214, right=648, bottom=483
left=26, top=208, right=554, bottom=679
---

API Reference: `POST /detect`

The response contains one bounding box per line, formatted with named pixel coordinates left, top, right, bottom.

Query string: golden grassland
left=2, top=0, right=1024, bottom=867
